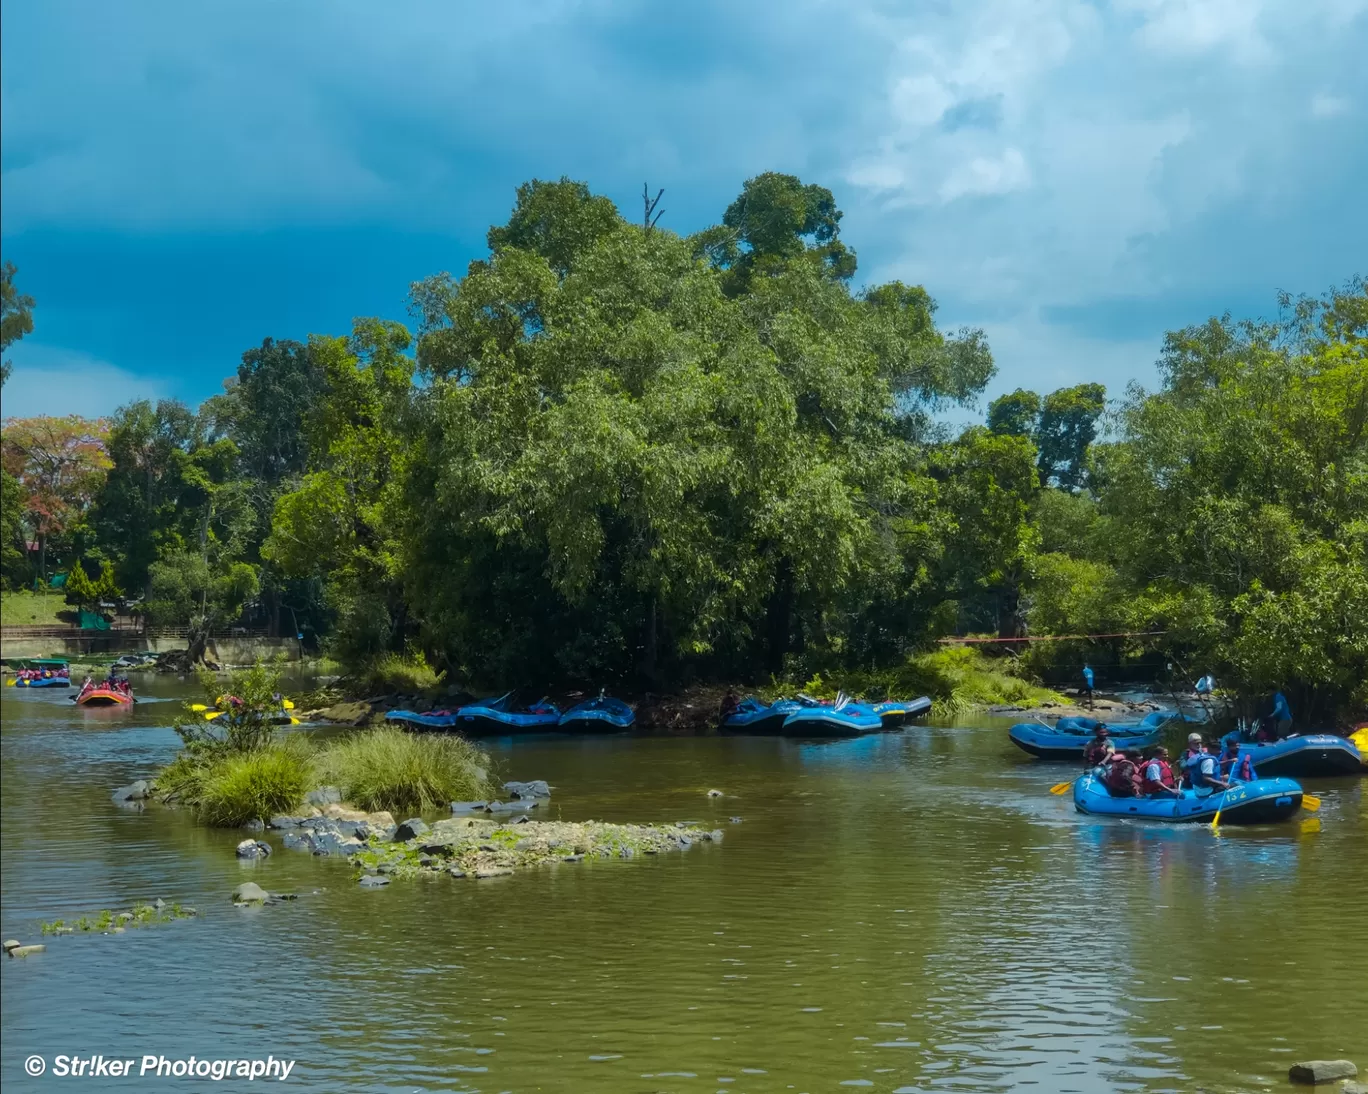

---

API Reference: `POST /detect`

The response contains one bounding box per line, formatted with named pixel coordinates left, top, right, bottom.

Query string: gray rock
left=232, top=882, right=269, bottom=905
left=513, top=838, right=534, bottom=851
left=1291, top=1062, right=1359, bottom=1085
left=504, top=779, right=551, bottom=800
left=706, top=788, right=724, bottom=798
left=304, top=786, right=341, bottom=806
left=236, top=839, right=272, bottom=860
left=3, top=939, right=21, bottom=953
left=394, top=818, right=429, bottom=841
left=709, top=829, right=724, bottom=842
left=450, top=800, right=489, bottom=814
left=8, top=944, right=46, bottom=958
left=116, top=912, right=134, bottom=921
left=111, top=780, right=153, bottom=803
left=448, top=866, right=467, bottom=878
left=619, top=845, right=636, bottom=859
left=357, top=875, right=390, bottom=889
left=474, top=866, right=513, bottom=878
left=561, top=854, right=583, bottom=863
left=152, top=898, right=166, bottom=910
left=282, top=832, right=310, bottom=852
left=241, top=818, right=266, bottom=833
left=310, top=831, right=363, bottom=857
left=272, top=892, right=298, bottom=901
left=268, top=814, right=303, bottom=829
left=1340, top=1081, right=1367, bottom=1094
left=331, top=819, right=366, bottom=838
left=487, top=799, right=536, bottom=812
left=512, top=814, right=530, bottom=825
left=729, top=816, right=744, bottom=824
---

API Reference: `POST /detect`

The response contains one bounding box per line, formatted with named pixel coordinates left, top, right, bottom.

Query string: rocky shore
left=244, top=782, right=724, bottom=886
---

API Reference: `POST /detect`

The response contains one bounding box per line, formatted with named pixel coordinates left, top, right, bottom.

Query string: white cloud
left=1119, top=0, right=1271, bottom=61
left=939, top=147, right=1031, bottom=201
left=1, top=346, right=169, bottom=419
left=1311, top=92, right=1350, bottom=117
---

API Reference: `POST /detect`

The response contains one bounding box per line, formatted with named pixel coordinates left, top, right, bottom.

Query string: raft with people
left=73, top=677, right=135, bottom=706
left=1071, top=770, right=1305, bottom=824
left=8, top=659, right=73, bottom=688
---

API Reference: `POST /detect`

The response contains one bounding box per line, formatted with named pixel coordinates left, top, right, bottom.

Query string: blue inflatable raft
left=1232, top=733, right=1362, bottom=778
left=720, top=697, right=802, bottom=734
left=14, top=675, right=72, bottom=688
left=1010, top=721, right=1166, bottom=761
left=386, top=709, right=460, bottom=730
left=1072, top=771, right=1304, bottom=824
left=782, top=698, right=882, bottom=737
left=559, top=694, right=635, bottom=732
left=871, top=696, right=933, bottom=728
left=453, top=693, right=563, bottom=735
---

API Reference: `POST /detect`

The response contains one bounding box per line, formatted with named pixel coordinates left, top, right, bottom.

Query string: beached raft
left=1232, top=734, right=1362, bottom=778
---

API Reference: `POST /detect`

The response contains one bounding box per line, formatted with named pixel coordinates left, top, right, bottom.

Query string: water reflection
left=3, top=689, right=1365, bottom=1092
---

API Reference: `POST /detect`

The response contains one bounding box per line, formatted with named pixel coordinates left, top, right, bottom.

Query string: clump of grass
left=315, top=726, right=490, bottom=813
left=356, top=651, right=442, bottom=695
left=195, top=740, right=313, bottom=827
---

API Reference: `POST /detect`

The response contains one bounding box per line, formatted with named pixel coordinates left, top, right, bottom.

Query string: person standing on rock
left=1082, top=664, right=1095, bottom=709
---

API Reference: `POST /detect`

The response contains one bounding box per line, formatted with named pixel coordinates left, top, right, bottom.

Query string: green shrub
left=316, top=726, right=490, bottom=814
left=195, top=741, right=312, bottom=827
left=355, top=651, right=441, bottom=695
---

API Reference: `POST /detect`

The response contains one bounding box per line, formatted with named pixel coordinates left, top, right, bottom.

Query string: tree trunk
left=640, top=595, right=659, bottom=685
left=765, top=557, right=794, bottom=675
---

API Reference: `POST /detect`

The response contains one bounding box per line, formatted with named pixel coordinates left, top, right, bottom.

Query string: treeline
left=1, top=180, right=1364, bottom=721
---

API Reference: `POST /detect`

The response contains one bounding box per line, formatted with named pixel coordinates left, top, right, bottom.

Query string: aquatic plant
left=42, top=903, right=195, bottom=934
left=314, top=726, right=490, bottom=813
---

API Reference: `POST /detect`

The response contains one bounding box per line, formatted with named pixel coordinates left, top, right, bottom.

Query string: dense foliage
left=1, top=182, right=1363, bottom=722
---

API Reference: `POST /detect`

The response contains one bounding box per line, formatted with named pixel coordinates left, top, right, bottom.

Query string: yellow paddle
left=5, top=679, right=16, bottom=686
left=1210, top=807, right=1221, bottom=829
left=1301, top=793, right=1321, bottom=812
left=282, top=698, right=295, bottom=710
left=1050, top=781, right=1073, bottom=795
left=189, top=703, right=210, bottom=712
left=203, top=710, right=224, bottom=722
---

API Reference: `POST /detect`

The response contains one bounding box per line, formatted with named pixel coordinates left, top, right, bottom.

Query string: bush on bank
left=156, top=663, right=490, bottom=826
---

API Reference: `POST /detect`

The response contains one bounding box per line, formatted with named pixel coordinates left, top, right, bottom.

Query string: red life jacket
left=1103, top=757, right=1139, bottom=796
left=1084, top=738, right=1112, bottom=766
left=1140, top=757, right=1175, bottom=794
left=1220, top=752, right=1254, bottom=782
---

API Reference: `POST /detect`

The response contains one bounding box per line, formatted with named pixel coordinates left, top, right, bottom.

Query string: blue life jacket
left=1272, top=692, right=1291, bottom=721
left=1185, top=751, right=1221, bottom=795
left=1083, top=667, right=1094, bottom=687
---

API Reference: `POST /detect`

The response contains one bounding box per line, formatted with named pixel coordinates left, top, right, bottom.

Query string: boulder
left=310, top=831, right=363, bottom=857
left=394, top=818, right=430, bottom=841
left=321, top=803, right=369, bottom=822
left=320, top=701, right=373, bottom=725
left=2, top=939, right=20, bottom=953
left=450, top=801, right=489, bottom=814
left=561, top=854, right=584, bottom=863
left=708, top=829, right=724, bottom=842
left=1291, top=1062, right=1359, bottom=1085
left=8, top=944, right=46, bottom=958
left=231, top=882, right=269, bottom=905
left=357, top=875, right=390, bottom=889
left=241, top=818, right=266, bottom=833
left=236, top=839, right=272, bottom=860
left=367, top=811, right=396, bottom=828
left=111, top=780, right=153, bottom=803
left=305, top=786, right=342, bottom=806
left=504, top=779, right=551, bottom=800
left=706, top=788, right=723, bottom=798
left=152, top=898, right=166, bottom=910
left=448, top=866, right=467, bottom=878
left=281, top=832, right=310, bottom=852
left=486, top=799, right=536, bottom=813
left=1340, top=1083, right=1366, bottom=1094
left=729, top=816, right=743, bottom=824
left=474, top=866, right=513, bottom=878
left=268, top=814, right=303, bottom=829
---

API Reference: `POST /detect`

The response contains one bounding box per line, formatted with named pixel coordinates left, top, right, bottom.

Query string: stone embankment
left=260, top=781, right=724, bottom=885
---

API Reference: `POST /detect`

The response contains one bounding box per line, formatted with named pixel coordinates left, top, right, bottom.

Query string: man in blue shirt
left=1082, top=665, right=1095, bottom=709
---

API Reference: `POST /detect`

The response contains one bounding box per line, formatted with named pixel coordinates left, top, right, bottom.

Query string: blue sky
left=2, top=0, right=1365, bottom=420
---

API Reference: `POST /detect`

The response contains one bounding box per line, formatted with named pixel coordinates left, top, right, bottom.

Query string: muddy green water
left=2, top=679, right=1365, bottom=1093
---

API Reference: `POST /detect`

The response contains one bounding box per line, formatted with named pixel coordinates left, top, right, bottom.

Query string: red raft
left=74, top=681, right=135, bottom=707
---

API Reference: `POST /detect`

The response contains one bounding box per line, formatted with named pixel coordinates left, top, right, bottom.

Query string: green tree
left=63, top=559, right=122, bottom=614
left=1, top=261, right=36, bottom=387
left=1035, top=383, right=1106, bottom=490
left=987, top=388, right=1041, bottom=436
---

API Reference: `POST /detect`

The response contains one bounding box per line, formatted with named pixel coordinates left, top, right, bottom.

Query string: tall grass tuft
left=194, top=739, right=313, bottom=827
left=316, top=727, right=491, bottom=814
left=355, top=651, right=442, bottom=695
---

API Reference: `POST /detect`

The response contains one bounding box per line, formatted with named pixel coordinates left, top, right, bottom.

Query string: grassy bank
left=0, top=589, right=71, bottom=626
left=787, top=645, right=1063, bottom=718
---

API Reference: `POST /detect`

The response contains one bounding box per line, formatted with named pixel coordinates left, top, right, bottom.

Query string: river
left=2, top=677, right=1365, bottom=1092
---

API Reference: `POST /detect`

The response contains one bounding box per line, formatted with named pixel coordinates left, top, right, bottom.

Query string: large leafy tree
left=403, top=175, right=993, bottom=685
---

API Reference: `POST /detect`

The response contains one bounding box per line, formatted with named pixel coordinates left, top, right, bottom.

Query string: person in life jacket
left=1140, top=745, right=1180, bottom=797
left=1183, top=739, right=1230, bottom=796
left=1102, top=750, right=1141, bottom=796
left=1219, top=736, right=1256, bottom=783
left=1083, top=725, right=1114, bottom=768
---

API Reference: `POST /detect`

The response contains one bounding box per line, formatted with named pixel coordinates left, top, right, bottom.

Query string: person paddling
left=1219, top=736, right=1255, bottom=783
left=1140, top=746, right=1180, bottom=797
